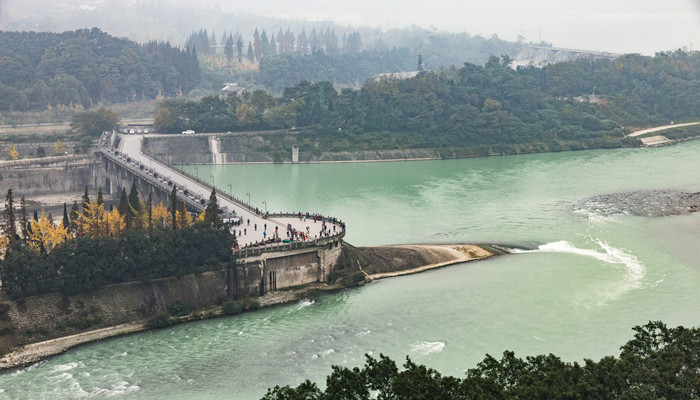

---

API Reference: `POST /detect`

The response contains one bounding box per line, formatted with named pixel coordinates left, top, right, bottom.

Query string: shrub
left=340, top=272, right=366, bottom=286
left=247, top=299, right=260, bottom=311
left=222, top=300, right=243, bottom=315
left=168, top=300, right=190, bottom=317
left=66, top=314, right=102, bottom=330
left=145, top=313, right=174, bottom=329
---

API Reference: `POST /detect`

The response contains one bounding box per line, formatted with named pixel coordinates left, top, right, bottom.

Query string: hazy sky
left=216, top=0, right=700, bottom=54
left=2, top=0, right=699, bottom=54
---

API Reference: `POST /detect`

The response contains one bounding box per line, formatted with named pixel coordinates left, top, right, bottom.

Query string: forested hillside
left=189, top=26, right=524, bottom=94
left=0, top=28, right=200, bottom=111
left=155, top=50, right=699, bottom=156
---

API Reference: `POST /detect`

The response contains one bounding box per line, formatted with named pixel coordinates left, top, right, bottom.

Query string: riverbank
left=0, top=243, right=501, bottom=372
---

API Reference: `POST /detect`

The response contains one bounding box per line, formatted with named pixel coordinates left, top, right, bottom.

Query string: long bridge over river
left=96, top=131, right=347, bottom=297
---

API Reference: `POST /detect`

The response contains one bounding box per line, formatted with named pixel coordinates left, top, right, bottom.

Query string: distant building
left=372, top=55, right=423, bottom=81
left=512, top=45, right=619, bottom=69
left=371, top=71, right=420, bottom=81
left=221, top=83, right=248, bottom=95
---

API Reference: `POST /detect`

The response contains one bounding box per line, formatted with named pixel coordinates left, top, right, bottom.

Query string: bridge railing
left=233, top=230, right=345, bottom=258
left=98, top=149, right=206, bottom=213
left=140, top=148, right=258, bottom=214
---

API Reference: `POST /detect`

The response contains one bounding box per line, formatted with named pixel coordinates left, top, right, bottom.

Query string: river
left=2, top=142, right=700, bottom=399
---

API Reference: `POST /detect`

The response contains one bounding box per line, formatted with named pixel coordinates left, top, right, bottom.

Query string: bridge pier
left=96, top=153, right=181, bottom=208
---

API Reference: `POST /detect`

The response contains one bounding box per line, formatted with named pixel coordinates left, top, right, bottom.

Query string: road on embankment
left=625, top=121, right=700, bottom=137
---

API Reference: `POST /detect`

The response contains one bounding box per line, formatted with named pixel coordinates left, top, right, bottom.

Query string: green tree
left=128, top=182, right=140, bottom=229
left=96, top=187, right=104, bottom=206
left=170, top=185, right=177, bottom=229
left=236, top=104, right=258, bottom=127
left=69, top=201, right=80, bottom=233
left=153, top=106, right=174, bottom=133
left=146, top=192, right=153, bottom=230
left=62, top=202, right=70, bottom=231
left=247, top=42, right=254, bottom=63
left=203, top=189, right=220, bottom=227
left=70, top=106, right=120, bottom=137
left=81, top=186, right=90, bottom=213
left=236, top=37, right=243, bottom=63
left=224, top=34, right=234, bottom=62
left=19, top=196, right=28, bottom=243
left=4, top=189, right=17, bottom=242
left=117, top=188, right=129, bottom=220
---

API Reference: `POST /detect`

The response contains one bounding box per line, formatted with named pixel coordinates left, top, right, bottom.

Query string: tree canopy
left=262, top=321, right=700, bottom=400
left=153, top=50, right=699, bottom=156
left=0, top=28, right=200, bottom=111
left=69, top=106, right=120, bottom=137
left=1, top=187, right=232, bottom=299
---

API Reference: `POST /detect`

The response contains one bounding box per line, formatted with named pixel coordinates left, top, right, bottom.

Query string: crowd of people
left=232, top=212, right=344, bottom=250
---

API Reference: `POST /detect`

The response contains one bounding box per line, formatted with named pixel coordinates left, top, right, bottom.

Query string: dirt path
left=0, top=322, right=145, bottom=371
left=626, top=121, right=700, bottom=137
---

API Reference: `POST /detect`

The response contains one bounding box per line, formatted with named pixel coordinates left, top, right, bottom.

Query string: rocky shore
left=0, top=243, right=502, bottom=371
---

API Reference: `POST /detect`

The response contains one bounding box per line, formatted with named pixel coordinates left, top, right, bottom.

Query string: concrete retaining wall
left=0, top=242, right=345, bottom=352
left=141, top=135, right=438, bottom=165
left=2, top=271, right=227, bottom=347
left=0, top=142, right=80, bottom=159
left=0, top=157, right=95, bottom=198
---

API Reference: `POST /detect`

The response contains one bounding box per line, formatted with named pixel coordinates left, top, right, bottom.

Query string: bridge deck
left=104, top=132, right=345, bottom=252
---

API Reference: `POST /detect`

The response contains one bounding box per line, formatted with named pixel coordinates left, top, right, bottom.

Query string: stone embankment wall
left=0, top=156, right=95, bottom=198
left=0, top=242, right=345, bottom=353
left=0, top=271, right=228, bottom=348
left=0, top=142, right=81, bottom=159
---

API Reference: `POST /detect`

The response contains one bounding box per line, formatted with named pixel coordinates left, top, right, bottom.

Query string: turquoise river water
left=2, top=141, right=700, bottom=399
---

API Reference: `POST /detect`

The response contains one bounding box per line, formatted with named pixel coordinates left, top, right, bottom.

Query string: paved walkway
left=117, top=135, right=343, bottom=248
left=626, top=121, right=700, bottom=137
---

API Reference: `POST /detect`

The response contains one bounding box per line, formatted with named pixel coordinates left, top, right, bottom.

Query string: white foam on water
left=51, top=362, right=79, bottom=373
left=289, top=299, right=315, bottom=313
left=573, top=206, right=619, bottom=224
left=298, top=299, right=314, bottom=307
left=410, top=341, right=445, bottom=356
left=88, top=381, right=140, bottom=397
left=512, top=239, right=646, bottom=304
left=321, top=349, right=335, bottom=357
